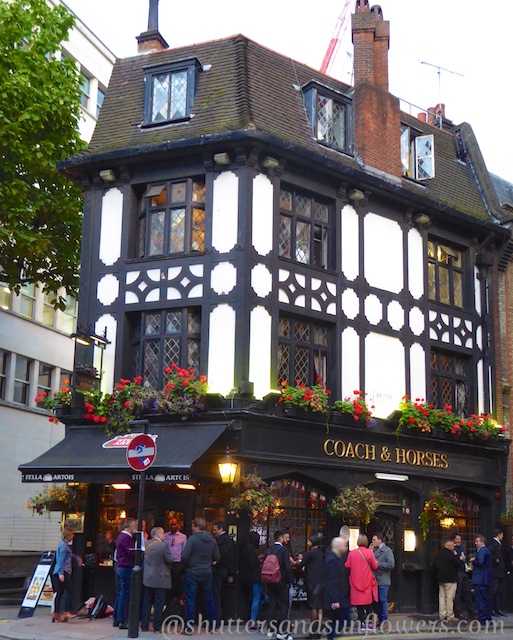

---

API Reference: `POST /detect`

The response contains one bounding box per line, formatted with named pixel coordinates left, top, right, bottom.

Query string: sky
left=64, top=0, right=512, bottom=184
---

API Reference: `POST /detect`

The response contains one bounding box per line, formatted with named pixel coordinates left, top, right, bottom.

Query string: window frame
left=143, top=58, right=201, bottom=127
left=96, top=86, right=106, bottom=119
left=19, top=283, right=36, bottom=319
left=427, top=238, right=465, bottom=308
left=80, top=70, right=91, bottom=111
left=401, top=125, right=435, bottom=180
left=278, top=186, right=332, bottom=270
left=303, top=81, right=353, bottom=154
left=13, top=355, right=31, bottom=405
left=0, top=350, right=6, bottom=400
left=137, top=177, right=206, bottom=258
left=430, top=349, right=471, bottom=417
left=277, top=315, right=330, bottom=387
left=134, top=308, right=201, bottom=389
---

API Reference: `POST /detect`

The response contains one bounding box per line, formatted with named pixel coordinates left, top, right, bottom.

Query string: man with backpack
left=262, top=530, right=294, bottom=640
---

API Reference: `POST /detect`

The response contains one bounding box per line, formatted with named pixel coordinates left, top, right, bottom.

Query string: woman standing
left=51, top=527, right=82, bottom=622
left=344, top=534, right=378, bottom=630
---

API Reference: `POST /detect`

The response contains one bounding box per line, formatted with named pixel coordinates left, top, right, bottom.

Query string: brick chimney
left=351, top=1, right=401, bottom=177
left=137, top=0, right=168, bottom=54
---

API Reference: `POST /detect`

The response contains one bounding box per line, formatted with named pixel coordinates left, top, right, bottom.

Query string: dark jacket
left=240, top=533, right=262, bottom=584
left=297, top=547, right=323, bottom=592
left=182, top=530, right=220, bottom=575
left=434, top=547, right=460, bottom=583
left=487, top=538, right=506, bottom=578
left=214, top=531, right=235, bottom=574
left=472, top=545, right=492, bottom=585
left=267, top=542, right=294, bottom=586
left=143, top=537, right=173, bottom=589
left=323, top=550, right=349, bottom=610
left=373, top=543, right=395, bottom=586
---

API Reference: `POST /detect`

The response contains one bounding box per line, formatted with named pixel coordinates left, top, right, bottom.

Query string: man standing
left=182, top=517, right=219, bottom=634
left=433, top=538, right=460, bottom=623
left=113, top=518, right=138, bottom=630
left=451, top=533, right=476, bottom=619
left=487, top=529, right=506, bottom=616
left=370, top=532, right=395, bottom=628
left=469, top=535, right=493, bottom=623
left=212, top=521, right=235, bottom=621
left=265, top=530, right=294, bottom=640
left=163, top=517, right=187, bottom=615
left=141, top=527, right=173, bottom=633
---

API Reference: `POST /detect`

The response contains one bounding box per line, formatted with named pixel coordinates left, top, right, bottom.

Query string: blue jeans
left=141, top=586, right=167, bottom=631
left=249, top=582, right=267, bottom=622
left=377, top=585, right=389, bottom=621
left=184, top=571, right=217, bottom=624
left=114, top=567, right=132, bottom=624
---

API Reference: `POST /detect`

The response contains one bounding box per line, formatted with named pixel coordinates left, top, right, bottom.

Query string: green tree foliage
left=0, top=0, right=85, bottom=306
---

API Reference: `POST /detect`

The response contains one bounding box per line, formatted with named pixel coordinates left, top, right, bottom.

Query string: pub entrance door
left=373, top=508, right=401, bottom=612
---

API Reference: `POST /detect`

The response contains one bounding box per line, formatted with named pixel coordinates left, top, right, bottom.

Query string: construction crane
left=320, top=0, right=354, bottom=75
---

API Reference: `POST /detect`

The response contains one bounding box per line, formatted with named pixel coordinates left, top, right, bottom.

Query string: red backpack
left=261, top=551, right=282, bottom=584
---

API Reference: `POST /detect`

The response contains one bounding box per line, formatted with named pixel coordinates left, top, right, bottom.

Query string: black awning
left=19, top=422, right=229, bottom=483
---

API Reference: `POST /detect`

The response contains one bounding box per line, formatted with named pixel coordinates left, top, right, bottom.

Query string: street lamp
left=218, top=449, right=238, bottom=484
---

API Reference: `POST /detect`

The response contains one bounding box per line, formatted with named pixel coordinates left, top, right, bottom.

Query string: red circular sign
left=126, top=434, right=157, bottom=471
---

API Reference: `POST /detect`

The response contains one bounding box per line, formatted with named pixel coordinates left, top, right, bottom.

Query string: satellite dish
left=339, top=525, right=350, bottom=539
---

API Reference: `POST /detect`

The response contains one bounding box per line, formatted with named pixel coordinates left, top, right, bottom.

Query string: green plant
left=279, top=378, right=330, bottom=413
left=229, top=473, right=276, bottom=522
left=327, top=484, right=381, bottom=524
left=333, top=391, right=373, bottom=424
left=397, top=395, right=505, bottom=440
left=26, top=484, right=72, bottom=517
left=82, top=366, right=208, bottom=435
left=35, top=379, right=72, bottom=424
left=418, top=489, right=459, bottom=539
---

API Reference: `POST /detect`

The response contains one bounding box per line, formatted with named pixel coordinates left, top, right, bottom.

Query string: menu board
left=18, top=552, right=55, bottom=618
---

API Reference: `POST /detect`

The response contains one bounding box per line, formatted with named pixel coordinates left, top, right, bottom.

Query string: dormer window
left=303, top=82, right=353, bottom=154
left=143, top=58, right=201, bottom=126
left=401, top=126, right=435, bottom=180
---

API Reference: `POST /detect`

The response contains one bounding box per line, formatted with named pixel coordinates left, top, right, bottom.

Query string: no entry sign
left=126, top=434, right=157, bottom=471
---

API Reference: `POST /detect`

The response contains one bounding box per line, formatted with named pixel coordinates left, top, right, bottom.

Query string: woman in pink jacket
left=345, top=534, right=378, bottom=629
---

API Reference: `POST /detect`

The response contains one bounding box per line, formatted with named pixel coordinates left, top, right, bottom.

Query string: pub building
left=19, top=0, right=511, bottom=615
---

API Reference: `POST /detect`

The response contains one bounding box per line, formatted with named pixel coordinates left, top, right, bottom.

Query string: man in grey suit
left=141, top=527, right=173, bottom=633
left=371, top=533, right=395, bottom=628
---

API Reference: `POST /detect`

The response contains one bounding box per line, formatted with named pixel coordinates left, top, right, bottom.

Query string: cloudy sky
left=64, top=0, right=512, bottom=183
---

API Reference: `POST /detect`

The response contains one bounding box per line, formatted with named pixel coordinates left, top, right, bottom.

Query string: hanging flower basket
left=327, top=485, right=380, bottom=524
left=419, top=489, right=459, bottom=539
left=229, top=474, right=276, bottom=523
left=26, top=485, right=73, bottom=518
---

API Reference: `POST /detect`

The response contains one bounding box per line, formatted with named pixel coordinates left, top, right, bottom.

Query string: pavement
left=0, top=606, right=512, bottom=640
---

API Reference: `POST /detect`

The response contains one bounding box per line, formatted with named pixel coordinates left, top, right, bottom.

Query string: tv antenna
left=420, top=61, right=464, bottom=127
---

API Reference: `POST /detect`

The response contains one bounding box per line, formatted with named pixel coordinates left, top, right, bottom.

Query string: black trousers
left=454, top=572, right=475, bottom=616
left=266, top=581, right=290, bottom=630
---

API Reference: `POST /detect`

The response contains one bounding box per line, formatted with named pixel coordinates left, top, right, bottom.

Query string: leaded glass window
left=138, top=178, right=205, bottom=258
left=145, top=60, right=199, bottom=126
left=138, top=309, right=201, bottom=388
left=303, top=83, right=352, bottom=154
left=401, top=126, right=435, bottom=181
left=428, top=239, right=464, bottom=308
left=430, top=350, right=470, bottom=416
left=279, top=187, right=331, bottom=269
left=278, top=316, right=329, bottom=386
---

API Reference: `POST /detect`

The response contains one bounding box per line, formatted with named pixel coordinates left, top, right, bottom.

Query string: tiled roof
left=83, top=34, right=498, bottom=222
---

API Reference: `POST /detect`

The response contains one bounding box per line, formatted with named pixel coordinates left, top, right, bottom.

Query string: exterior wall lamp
left=213, top=152, right=231, bottom=165
left=261, top=156, right=279, bottom=169
left=413, top=212, right=432, bottom=226
left=99, top=169, right=117, bottom=182
left=403, top=529, right=416, bottom=551
left=218, top=449, right=239, bottom=484
left=347, top=188, right=366, bottom=202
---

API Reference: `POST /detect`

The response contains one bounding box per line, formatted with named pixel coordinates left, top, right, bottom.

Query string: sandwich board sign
left=18, top=551, right=55, bottom=618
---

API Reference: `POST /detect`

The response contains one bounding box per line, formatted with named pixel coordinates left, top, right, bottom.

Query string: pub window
left=138, top=178, right=206, bottom=258
left=278, top=316, right=329, bottom=386
left=428, top=493, right=481, bottom=557
left=279, top=187, right=331, bottom=269
left=13, top=355, right=31, bottom=405
left=143, top=59, right=200, bottom=126
left=401, top=126, right=435, bottom=180
left=134, top=308, right=201, bottom=389
left=268, top=479, right=327, bottom=557
left=428, top=239, right=464, bottom=308
left=430, top=349, right=470, bottom=417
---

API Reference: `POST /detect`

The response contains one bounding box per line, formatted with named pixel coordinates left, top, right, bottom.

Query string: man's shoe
left=141, top=627, right=149, bottom=632
left=113, top=620, right=119, bottom=627
left=266, top=632, right=276, bottom=639
left=276, top=634, right=293, bottom=640
left=498, top=610, right=507, bottom=617
left=119, top=622, right=128, bottom=630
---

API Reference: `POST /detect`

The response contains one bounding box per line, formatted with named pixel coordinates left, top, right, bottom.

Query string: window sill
left=141, top=115, right=193, bottom=129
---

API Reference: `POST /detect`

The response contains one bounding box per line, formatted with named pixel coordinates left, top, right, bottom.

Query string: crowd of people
left=50, top=516, right=513, bottom=635
left=433, top=529, right=512, bottom=625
